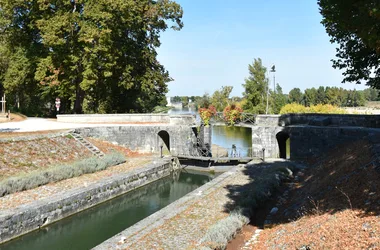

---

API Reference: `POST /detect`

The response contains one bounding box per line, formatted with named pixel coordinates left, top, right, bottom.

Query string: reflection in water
left=0, top=171, right=214, bottom=250
left=212, top=126, right=252, bottom=157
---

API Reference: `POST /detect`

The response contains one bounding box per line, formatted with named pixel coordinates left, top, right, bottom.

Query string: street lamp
left=270, top=65, right=276, bottom=94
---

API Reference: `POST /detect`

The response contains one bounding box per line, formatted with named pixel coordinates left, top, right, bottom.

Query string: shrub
left=0, top=152, right=126, bottom=197
left=223, top=104, right=243, bottom=125
left=199, top=105, right=217, bottom=126
left=279, top=103, right=308, bottom=114
left=280, top=103, right=346, bottom=114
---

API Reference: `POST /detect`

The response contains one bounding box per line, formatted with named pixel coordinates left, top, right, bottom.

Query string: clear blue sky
left=157, top=0, right=367, bottom=97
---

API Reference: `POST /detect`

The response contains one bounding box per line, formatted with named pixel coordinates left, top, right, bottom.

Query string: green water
left=212, top=126, right=252, bottom=157
left=0, top=171, right=215, bottom=250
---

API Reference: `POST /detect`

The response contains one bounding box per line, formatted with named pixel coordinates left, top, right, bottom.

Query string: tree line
left=173, top=58, right=379, bottom=115
left=0, top=0, right=183, bottom=116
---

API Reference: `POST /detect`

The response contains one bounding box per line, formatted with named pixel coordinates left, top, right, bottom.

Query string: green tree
left=242, top=58, right=268, bottom=114
left=195, top=93, right=211, bottom=109
left=316, top=86, right=327, bottom=104
left=325, top=87, right=342, bottom=106
left=363, top=88, right=380, bottom=101
left=319, top=0, right=380, bottom=89
left=303, top=87, right=317, bottom=106
left=288, top=88, right=303, bottom=104
left=271, top=83, right=287, bottom=114
left=0, top=0, right=183, bottom=114
left=211, top=86, right=233, bottom=112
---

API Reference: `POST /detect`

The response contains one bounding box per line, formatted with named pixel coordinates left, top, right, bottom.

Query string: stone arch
left=158, top=130, right=170, bottom=152
left=276, top=131, right=290, bottom=159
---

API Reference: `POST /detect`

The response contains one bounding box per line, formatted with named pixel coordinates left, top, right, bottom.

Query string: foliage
left=0, top=0, right=183, bottom=114
left=0, top=153, right=126, bottom=197
left=271, top=84, right=287, bottom=114
left=223, top=104, right=243, bottom=126
left=318, top=0, right=380, bottom=89
left=289, top=87, right=371, bottom=107
left=280, top=103, right=308, bottom=114
left=199, top=209, right=249, bottom=249
left=242, top=58, right=268, bottom=114
left=288, top=88, right=303, bottom=104
left=198, top=105, right=216, bottom=126
left=195, top=93, right=211, bottom=110
left=280, top=103, right=346, bottom=114
left=210, top=86, right=233, bottom=112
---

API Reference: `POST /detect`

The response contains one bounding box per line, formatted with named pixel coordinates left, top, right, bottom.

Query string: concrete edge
left=0, top=158, right=174, bottom=244
left=93, top=166, right=240, bottom=249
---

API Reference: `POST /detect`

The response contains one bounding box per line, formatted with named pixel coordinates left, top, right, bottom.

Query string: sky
left=157, top=0, right=368, bottom=97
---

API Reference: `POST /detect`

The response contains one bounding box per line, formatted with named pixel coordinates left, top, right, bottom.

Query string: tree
left=210, top=86, right=233, bottom=112
left=363, top=88, right=380, bottom=101
left=316, top=86, right=327, bottom=104
left=242, top=58, right=268, bottom=114
left=318, top=0, right=380, bottom=89
left=304, top=88, right=317, bottom=106
left=288, top=88, right=303, bottom=104
left=271, top=84, right=287, bottom=114
left=0, top=0, right=183, bottom=114
left=195, top=93, right=211, bottom=109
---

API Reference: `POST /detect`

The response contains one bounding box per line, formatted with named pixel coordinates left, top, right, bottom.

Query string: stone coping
left=94, top=167, right=239, bottom=249
left=0, top=158, right=174, bottom=244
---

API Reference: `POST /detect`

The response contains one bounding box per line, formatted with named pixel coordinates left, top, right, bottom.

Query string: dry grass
left=0, top=135, right=92, bottom=180
left=252, top=140, right=380, bottom=249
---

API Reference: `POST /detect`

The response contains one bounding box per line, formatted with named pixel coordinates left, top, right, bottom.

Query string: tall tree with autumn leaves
left=0, top=0, right=183, bottom=114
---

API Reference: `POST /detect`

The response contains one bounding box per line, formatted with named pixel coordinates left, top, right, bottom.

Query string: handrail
left=212, top=112, right=256, bottom=125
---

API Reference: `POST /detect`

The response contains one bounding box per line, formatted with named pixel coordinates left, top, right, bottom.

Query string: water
left=212, top=126, right=252, bottom=157
left=0, top=171, right=215, bottom=250
left=167, top=107, right=253, bottom=157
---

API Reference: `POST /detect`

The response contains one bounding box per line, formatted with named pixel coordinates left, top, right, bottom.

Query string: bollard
left=262, top=148, right=265, bottom=162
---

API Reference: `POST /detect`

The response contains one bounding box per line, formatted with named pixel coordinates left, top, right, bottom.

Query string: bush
left=223, top=104, right=243, bottom=125
left=0, top=152, right=126, bottom=197
left=280, top=103, right=346, bottom=114
left=279, top=103, right=308, bottom=114
left=199, top=105, right=217, bottom=126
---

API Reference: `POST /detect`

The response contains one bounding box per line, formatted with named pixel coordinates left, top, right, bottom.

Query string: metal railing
left=179, top=144, right=263, bottom=159
left=212, top=112, right=256, bottom=125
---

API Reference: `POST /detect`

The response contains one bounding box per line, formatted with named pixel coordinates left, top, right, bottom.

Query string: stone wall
left=252, top=114, right=380, bottom=159
left=57, top=114, right=196, bottom=125
left=288, top=126, right=380, bottom=159
left=0, top=159, right=174, bottom=244
left=251, top=125, right=380, bottom=159
left=256, top=114, right=380, bottom=128
left=75, top=125, right=196, bottom=156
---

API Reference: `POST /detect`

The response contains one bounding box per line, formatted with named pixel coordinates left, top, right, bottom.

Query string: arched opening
left=276, top=131, right=290, bottom=159
left=158, top=130, right=170, bottom=153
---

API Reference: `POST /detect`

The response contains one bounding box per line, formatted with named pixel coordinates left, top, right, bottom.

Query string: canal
left=0, top=171, right=216, bottom=250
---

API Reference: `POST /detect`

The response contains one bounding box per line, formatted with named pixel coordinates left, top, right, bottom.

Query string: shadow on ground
left=223, top=139, right=380, bottom=229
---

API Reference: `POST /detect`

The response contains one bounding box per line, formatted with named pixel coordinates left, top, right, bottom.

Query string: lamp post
left=270, top=65, right=276, bottom=94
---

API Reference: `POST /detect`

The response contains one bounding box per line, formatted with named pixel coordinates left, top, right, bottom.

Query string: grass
left=198, top=163, right=296, bottom=249
left=253, top=139, right=380, bottom=249
left=0, top=152, right=126, bottom=197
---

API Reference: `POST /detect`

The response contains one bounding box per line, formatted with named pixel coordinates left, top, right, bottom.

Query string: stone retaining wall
left=75, top=125, right=196, bottom=156
left=256, top=114, right=380, bottom=128
left=0, top=159, right=174, bottom=244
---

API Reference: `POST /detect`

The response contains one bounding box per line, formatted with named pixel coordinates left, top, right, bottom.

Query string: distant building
left=166, top=96, right=183, bottom=109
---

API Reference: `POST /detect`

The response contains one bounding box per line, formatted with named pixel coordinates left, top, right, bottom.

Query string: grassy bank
left=0, top=153, right=126, bottom=197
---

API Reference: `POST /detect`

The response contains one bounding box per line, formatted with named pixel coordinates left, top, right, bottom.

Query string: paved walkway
left=0, top=117, right=160, bottom=132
